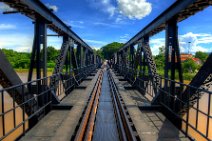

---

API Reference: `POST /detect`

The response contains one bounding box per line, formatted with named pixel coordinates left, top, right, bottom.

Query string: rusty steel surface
left=74, top=67, right=138, bottom=141
left=92, top=71, right=120, bottom=141
left=74, top=70, right=103, bottom=141
left=108, top=70, right=138, bottom=141
left=84, top=72, right=102, bottom=141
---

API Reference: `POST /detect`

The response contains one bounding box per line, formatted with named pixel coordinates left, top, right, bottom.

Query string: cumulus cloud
left=0, top=24, right=16, bottom=30
left=88, top=0, right=116, bottom=17
left=0, top=34, right=33, bottom=52
left=179, top=32, right=211, bottom=53
left=88, top=0, right=152, bottom=21
left=117, top=0, right=152, bottom=19
left=0, top=3, right=14, bottom=12
left=150, top=32, right=212, bottom=55
left=46, top=3, right=58, bottom=12
left=150, top=38, right=165, bottom=55
left=0, top=33, right=63, bottom=52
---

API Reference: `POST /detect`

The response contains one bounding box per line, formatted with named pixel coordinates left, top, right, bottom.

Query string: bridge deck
left=19, top=69, right=190, bottom=141
left=111, top=70, right=190, bottom=141
left=19, top=70, right=101, bottom=141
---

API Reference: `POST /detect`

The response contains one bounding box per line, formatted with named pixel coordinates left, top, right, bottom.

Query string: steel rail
left=74, top=69, right=138, bottom=141
left=74, top=70, right=103, bottom=141
left=108, top=70, right=138, bottom=141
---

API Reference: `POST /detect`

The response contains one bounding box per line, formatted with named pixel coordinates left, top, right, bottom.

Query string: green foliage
left=183, top=73, right=196, bottom=81
left=2, top=49, right=30, bottom=69
left=2, top=46, right=59, bottom=69
left=182, top=59, right=199, bottom=73
left=101, top=42, right=124, bottom=59
left=195, top=51, right=208, bottom=62
left=93, top=48, right=104, bottom=59
left=46, top=46, right=59, bottom=62
left=47, top=62, right=56, bottom=68
left=154, top=46, right=165, bottom=69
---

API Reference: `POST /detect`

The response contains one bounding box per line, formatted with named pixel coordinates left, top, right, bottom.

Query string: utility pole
left=188, top=41, right=191, bottom=54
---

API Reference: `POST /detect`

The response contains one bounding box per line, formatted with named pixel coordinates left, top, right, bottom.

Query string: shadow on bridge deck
left=19, top=70, right=101, bottom=141
left=110, top=70, right=190, bottom=141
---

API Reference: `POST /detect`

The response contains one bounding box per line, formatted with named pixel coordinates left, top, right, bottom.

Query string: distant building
left=180, top=53, right=202, bottom=65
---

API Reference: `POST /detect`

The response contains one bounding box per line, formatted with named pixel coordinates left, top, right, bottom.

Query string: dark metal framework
left=0, top=0, right=102, bottom=140
left=113, top=0, right=212, bottom=140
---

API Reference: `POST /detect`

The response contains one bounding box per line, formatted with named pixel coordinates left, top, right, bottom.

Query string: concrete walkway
left=20, top=70, right=101, bottom=141
left=111, top=70, right=190, bottom=141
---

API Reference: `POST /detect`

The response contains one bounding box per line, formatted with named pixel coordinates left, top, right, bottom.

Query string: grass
left=157, top=69, right=196, bottom=82
left=15, top=68, right=54, bottom=74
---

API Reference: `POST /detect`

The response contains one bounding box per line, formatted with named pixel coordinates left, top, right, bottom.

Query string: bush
left=47, top=63, right=55, bottom=68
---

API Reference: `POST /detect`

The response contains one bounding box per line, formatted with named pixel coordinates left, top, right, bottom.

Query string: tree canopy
left=154, top=46, right=165, bottom=70
left=195, top=51, right=208, bottom=62
left=101, top=42, right=124, bottom=59
left=2, top=46, right=59, bottom=69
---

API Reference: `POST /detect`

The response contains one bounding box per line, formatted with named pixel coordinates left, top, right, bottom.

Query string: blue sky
left=0, top=0, right=212, bottom=55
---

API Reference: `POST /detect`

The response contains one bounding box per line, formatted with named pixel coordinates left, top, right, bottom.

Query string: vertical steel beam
left=28, top=18, right=47, bottom=82
left=130, top=45, right=135, bottom=68
left=165, top=17, right=183, bottom=88
left=82, top=48, right=86, bottom=67
left=27, top=17, right=47, bottom=128
left=76, top=44, right=81, bottom=68
left=164, top=17, right=183, bottom=111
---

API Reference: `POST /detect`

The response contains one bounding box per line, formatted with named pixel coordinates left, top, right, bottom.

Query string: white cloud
left=66, top=20, right=85, bottom=29
left=93, top=22, right=119, bottom=28
left=0, top=24, right=16, bottom=30
left=88, top=0, right=116, bottom=17
left=0, top=33, right=63, bottom=52
left=150, top=38, right=165, bottom=55
left=0, top=3, right=14, bottom=12
left=179, top=32, right=211, bottom=53
left=85, top=39, right=108, bottom=48
left=0, top=34, right=33, bottom=52
left=149, top=32, right=212, bottom=55
left=47, top=37, right=62, bottom=49
left=117, top=0, right=152, bottom=19
left=85, top=39, right=107, bottom=45
left=46, top=3, right=58, bottom=12
left=119, top=34, right=130, bottom=42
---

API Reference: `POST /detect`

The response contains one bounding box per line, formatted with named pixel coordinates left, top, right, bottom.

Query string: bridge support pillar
left=76, top=44, right=82, bottom=69
left=164, top=17, right=183, bottom=110
left=28, top=17, right=48, bottom=129
left=28, top=18, right=47, bottom=82
left=130, top=45, right=135, bottom=69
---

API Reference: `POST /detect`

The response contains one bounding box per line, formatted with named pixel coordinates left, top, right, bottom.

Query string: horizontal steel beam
left=2, top=0, right=93, bottom=52
left=119, top=0, right=211, bottom=52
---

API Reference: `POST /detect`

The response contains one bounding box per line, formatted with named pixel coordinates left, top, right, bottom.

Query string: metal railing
left=0, top=64, right=99, bottom=140
left=115, top=64, right=212, bottom=141
left=0, top=74, right=57, bottom=140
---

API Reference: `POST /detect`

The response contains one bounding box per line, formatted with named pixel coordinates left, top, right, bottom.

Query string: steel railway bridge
left=0, top=0, right=211, bottom=141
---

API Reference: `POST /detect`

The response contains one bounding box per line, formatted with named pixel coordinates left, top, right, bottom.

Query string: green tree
left=2, top=49, right=30, bottom=68
left=93, top=48, right=103, bottom=59
left=182, top=59, right=198, bottom=73
left=40, top=46, right=59, bottom=62
left=154, top=46, right=165, bottom=70
left=47, top=46, right=59, bottom=61
left=101, top=42, right=124, bottom=59
left=195, top=51, right=208, bottom=62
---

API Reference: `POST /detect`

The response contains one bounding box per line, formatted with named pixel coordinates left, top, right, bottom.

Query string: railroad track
left=73, top=68, right=139, bottom=141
